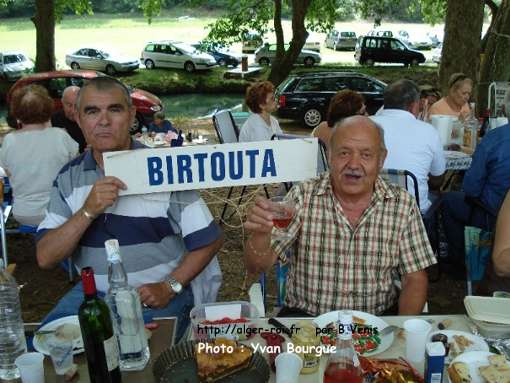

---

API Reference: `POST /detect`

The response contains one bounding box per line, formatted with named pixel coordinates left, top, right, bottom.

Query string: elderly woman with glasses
left=311, top=89, right=367, bottom=152
left=428, top=73, right=472, bottom=120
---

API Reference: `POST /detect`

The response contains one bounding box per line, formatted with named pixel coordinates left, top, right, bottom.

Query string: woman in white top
left=0, top=85, right=79, bottom=226
left=239, top=81, right=283, bottom=142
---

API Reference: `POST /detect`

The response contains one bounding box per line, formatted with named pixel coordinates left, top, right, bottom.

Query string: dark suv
left=275, top=72, right=386, bottom=128
left=355, top=36, right=425, bottom=66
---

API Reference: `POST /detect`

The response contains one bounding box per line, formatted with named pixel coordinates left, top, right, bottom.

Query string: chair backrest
left=212, top=110, right=240, bottom=144
left=380, top=168, right=420, bottom=210
left=271, top=133, right=329, bottom=176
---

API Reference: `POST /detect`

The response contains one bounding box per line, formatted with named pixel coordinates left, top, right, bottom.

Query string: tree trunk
left=478, top=0, right=510, bottom=113
left=32, top=0, right=55, bottom=72
left=268, top=0, right=311, bottom=86
left=439, top=0, right=484, bottom=95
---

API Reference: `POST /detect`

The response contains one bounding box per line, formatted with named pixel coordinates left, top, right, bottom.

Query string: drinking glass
left=269, top=196, right=295, bottom=240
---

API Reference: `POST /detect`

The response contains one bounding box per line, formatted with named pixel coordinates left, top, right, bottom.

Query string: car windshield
left=98, top=50, right=111, bottom=58
left=174, top=43, right=194, bottom=54
left=3, top=55, right=22, bottom=64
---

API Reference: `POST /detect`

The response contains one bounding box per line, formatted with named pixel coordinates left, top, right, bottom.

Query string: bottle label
left=103, top=335, right=120, bottom=371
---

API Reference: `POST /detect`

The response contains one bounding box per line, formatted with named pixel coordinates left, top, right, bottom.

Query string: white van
left=324, top=31, right=357, bottom=51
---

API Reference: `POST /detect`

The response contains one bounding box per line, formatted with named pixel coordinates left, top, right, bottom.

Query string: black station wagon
left=275, top=72, right=386, bottom=128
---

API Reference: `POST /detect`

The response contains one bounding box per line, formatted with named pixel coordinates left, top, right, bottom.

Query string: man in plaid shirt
left=244, top=115, right=436, bottom=316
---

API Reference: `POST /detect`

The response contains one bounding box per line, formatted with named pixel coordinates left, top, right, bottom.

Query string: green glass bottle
left=78, top=267, right=122, bottom=383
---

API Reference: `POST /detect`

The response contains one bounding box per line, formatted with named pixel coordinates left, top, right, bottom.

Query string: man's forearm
left=244, top=234, right=278, bottom=274
left=398, top=272, right=428, bottom=315
left=170, top=236, right=224, bottom=286
left=494, top=248, right=510, bottom=277
left=36, top=208, right=93, bottom=269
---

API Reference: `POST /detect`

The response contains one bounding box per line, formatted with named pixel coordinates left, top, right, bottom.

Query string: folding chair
left=213, top=110, right=269, bottom=222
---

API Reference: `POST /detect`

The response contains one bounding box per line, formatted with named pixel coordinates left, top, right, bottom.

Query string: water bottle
left=141, top=126, right=148, bottom=140
left=104, top=239, right=149, bottom=371
left=0, top=259, right=27, bottom=380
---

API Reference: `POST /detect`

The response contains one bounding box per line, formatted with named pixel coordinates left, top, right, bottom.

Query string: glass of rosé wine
left=269, top=196, right=295, bottom=240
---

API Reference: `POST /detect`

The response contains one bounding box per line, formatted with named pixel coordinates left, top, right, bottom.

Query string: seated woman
left=239, top=81, right=282, bottom=142
left=428, top=73, right=472, bottom=120
left=311, top=89, right=366, bottom=151
left=0, top=85, right=79, bottom=226
left=148, top=111, right=177, bottom=134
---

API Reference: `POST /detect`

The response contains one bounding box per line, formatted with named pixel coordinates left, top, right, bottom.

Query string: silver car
left=325, top=30, right=357, bottom=51
left=0, top=51, right=34, bottom=81
left=65, top=48, right=139, bottom=75
left=255, top=43, right=321, bottom=67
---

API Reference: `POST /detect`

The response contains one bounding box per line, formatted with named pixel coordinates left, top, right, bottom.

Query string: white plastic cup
left=47, top=335, right=74, bottom=375
left=14, top=352, right=45, bottom=383
left=275, top=352, right=303, bottom=383
left=403, top=319, right=432, bottom=363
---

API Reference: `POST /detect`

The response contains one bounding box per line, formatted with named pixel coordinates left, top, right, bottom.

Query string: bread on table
left=448, top=362, right=471, bottom=383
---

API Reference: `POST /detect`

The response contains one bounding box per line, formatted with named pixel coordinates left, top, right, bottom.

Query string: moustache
left=343, top=170, right=364, bottom=177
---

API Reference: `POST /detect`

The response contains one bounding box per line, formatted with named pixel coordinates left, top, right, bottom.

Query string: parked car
left=275, top=71, right=386, bottom=128
left=141, top=40, right=216, bottom=73
left=406, top=32, right=433, bottom=50
left=241, top=31, right=263, bottom=54
left=65, top=47, right=139, bottom=75
left=431, top=43, right=442, bottom=64
left=255, top=43, right=321, bottom=67
left=191, top=42, right=241, bottom=67
left=427, top=31, right=443, bottom=48
left=325, top=30, right=357, bottom=51
left=0, top=51, right=34, bottom=81
left=354, top=35, right=425, bottom=66
left=303, top=38, right=321, bottom=53
left=5, top=70, right=162, bottom=133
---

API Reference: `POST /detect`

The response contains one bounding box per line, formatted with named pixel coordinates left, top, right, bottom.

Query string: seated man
left=51, top=85, right=87, bottom=153
left=148, top=111, right=178, bottom=134
left=244, top=116, right=436, bottom=316
left=441, top=120, right=510, bottom=277
left=36, top=77, right=223, bottom=340
left=371, top=79, right=445, bottom=214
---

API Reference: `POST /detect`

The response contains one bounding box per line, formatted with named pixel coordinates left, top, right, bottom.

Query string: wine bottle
left=104, top=239, right=149, bottom=371
left=323, top=311, right=363, bottom=383
left=78, top=267, right=122, bottom=383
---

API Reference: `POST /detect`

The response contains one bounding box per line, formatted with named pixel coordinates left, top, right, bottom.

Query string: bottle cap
left=104, top=239, right=121, bottom=262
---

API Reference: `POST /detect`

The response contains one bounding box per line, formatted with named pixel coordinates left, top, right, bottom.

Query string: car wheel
left=105, top=64, right=116, bottom=76
left=218, top=58, right=227, bottom=67
left=304, top=57, right=315, bottom=67
left=70, top=62, right=80, bottom=70
left=259, top=57, right=270, bottom=66
left=365, top=58, right=374, bottom=66
left=302, top=107, right=322, bottom=128
left=130, top=114, right=143, bottom=135
left=411, top=58, right=420, bottom=67
left=184, top=61, right=195, bottom=73
left=145, top=59, right=155, bottom=69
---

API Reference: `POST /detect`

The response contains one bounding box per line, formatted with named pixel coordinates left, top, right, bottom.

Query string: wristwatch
left=166, top=276, right=183, bottom=295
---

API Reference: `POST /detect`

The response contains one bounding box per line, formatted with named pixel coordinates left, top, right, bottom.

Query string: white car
left=141, top=41, right=216, bottom=73
left=65, top=47, right=139, bottom=75
left=0, top=51, right=34, bottom=81
left=432, top=43, right=442, bottom=64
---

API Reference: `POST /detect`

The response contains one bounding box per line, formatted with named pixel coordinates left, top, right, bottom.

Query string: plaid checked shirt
left=272, top=172, right=437, bottom=316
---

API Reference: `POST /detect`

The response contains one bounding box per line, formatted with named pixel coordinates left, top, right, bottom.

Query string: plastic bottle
left=463, top=104, right=479, bottom=150
left=323, top=311, right=363, bottom=383
left=104, top=239, right=149, bottom=371
left=0, top=258, right=27, bottom=380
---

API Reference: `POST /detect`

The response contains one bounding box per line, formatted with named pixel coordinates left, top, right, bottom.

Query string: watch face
left=169, top=278, right=182, bottom=294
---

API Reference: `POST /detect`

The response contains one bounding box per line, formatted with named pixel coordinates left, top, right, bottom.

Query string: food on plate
left=448, top=362, right=472, bottom=383
left=359, top=356, right=424, bottom=382
left=201, top=317, right=249, bottom=325
left=321, top=320, right=381, bottom=354
left=449, top=335, right=474, bottom=358
left=479, top=354, right=510, bottom=383
left=54, top=323, right=81, bottom=341
left=195, top=338, right=252, bottom=382
left=353, top=316, right=366, bottom=325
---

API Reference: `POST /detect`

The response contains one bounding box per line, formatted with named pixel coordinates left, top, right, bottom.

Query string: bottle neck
left=108, top=259, right=128, bottom=287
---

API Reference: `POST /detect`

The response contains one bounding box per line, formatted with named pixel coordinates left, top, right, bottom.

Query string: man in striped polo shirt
left=244, top=116, right=436, bottom=317
left=36, top=77, right=223, bottom=340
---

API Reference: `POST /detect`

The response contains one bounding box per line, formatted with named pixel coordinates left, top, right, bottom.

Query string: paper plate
left=33, top=315, right=84, bottom=355
left=447, top=351, right=499, bottom=383
left=429, top=330, right=489, bottom=363
left=313, top=310, right=394, bottom=356
left=153, top=340, right=269, bottom=383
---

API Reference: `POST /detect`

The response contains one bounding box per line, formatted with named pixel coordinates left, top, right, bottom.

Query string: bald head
left=62, top=86, right=80, bottom=120
left=330, top=115, right=386, bottom=152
